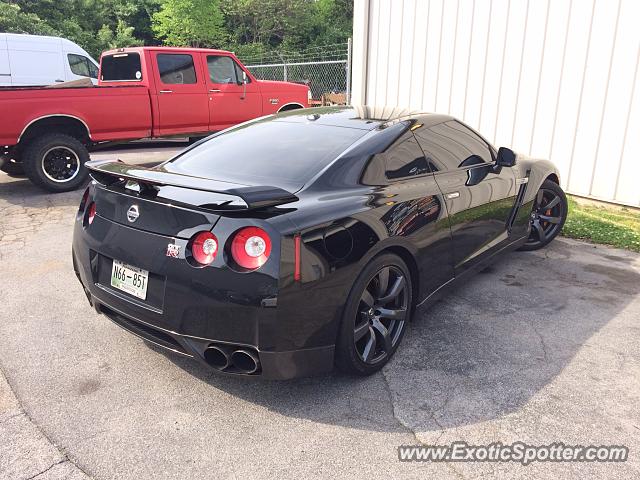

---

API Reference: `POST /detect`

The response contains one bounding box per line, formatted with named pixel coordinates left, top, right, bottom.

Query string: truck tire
left=0, top=157, right=25, bottom=177
left=22, top=133, right=90, bottom=192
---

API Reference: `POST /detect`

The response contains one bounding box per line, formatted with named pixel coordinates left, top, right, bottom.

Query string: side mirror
left=496, top=147, right=516, bottom=167
left=239, top=71, right=248, bottom=99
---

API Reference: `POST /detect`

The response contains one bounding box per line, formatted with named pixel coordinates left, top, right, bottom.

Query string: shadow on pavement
left=154, top=239, right=640, bottom=433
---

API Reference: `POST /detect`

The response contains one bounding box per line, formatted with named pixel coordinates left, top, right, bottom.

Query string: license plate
left=110, top=259, right=148, bottom=300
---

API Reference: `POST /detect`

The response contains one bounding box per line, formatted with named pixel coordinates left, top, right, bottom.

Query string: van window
left=68, top=54, right=98, bottom=79
left=101, top=53, right=142, bottom=81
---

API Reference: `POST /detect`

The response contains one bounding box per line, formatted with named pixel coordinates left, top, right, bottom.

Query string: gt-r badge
left=166, top=243, right=181, bottom=258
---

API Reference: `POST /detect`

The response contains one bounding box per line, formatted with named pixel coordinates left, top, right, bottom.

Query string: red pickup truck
left=0, top=46, right=310, bottom=192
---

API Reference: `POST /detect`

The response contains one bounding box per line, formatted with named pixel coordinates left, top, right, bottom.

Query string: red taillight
left=87, top=202, right=96, bottom=224
left=231, top=227, right=272, bottom=270
left=190, top=231, right=218, bottom=266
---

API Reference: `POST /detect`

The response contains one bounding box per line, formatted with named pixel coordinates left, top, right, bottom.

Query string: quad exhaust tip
left=203, top=346, right=230, bottom=370
left=230, top=349, right=259, bottom=375
left=203, top=344, right=260, bottom=375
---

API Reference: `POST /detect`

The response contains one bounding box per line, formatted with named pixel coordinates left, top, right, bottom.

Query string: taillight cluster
left=188, top=226, right=272, bottom=271
left=231, top=227, right=272, bottom=270
left=190, top=231, right=218, bottom=266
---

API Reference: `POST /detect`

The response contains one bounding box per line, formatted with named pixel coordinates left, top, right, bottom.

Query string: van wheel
left=0, top=157, right=25, bottom=177
left=22, top=134, right=90, bottom=192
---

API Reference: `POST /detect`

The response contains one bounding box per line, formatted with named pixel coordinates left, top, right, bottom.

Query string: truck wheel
left=0, top=157, right=25, bottom=177
left=22, top=134, right=90, bottom=192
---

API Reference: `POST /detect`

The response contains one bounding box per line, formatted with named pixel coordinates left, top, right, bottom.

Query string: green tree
left=0, top=2, right=59, bottom=36
left=97, top=19, right=143, bottom=50
left=152, top=0, right=226, bottom=48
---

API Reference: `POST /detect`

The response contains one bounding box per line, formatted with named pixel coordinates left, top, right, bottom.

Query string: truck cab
left=99, top=47, right=309, bottom=134
left=1, top=46, right=310, bottom=192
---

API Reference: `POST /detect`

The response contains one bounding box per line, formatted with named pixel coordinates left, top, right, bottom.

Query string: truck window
left=157, top=54, right=197, bottom=84
left=206, top=56, right=239, bottom=84
left=101, top=53, right=142, bottom=81
left=68, top=54, right=98, bottom=79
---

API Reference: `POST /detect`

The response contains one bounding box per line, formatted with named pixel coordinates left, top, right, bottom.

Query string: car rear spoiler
left=85, top=160, right=299, bottom=210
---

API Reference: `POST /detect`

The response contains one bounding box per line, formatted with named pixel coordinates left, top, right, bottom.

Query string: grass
left=562, top=196, right=640, bottom=252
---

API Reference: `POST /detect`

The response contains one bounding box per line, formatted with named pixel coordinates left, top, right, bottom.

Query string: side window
left=157, top=54, right=197, bottom=84
left=68, top=54, right=97, bottom=79
left=87, top=60, right=98, bottom=79
left=414, top=120, right=494, bottom=172
left=207, top=55, right=240, bottom=84
left=384, top=132, right=430, bottom=180
left=234, top=61, right=250, bottom=83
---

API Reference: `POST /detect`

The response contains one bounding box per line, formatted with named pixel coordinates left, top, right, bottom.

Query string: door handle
left=55, top=79, right=64, bottom=82
left=209, top=89, right=221, bottom=93
left=159, top=90, right=173, bottom=94
left=445, top=192, right=460, bottom=199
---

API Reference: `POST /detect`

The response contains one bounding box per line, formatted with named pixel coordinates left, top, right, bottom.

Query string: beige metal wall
left=352, top=0, right=640, bottom=206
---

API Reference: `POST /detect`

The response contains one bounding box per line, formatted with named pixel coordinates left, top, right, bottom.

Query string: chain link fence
left=241, top=40, right=352, bottom=105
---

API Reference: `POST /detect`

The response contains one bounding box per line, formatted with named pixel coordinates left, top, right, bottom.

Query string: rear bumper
left=89, top=294, right=334, bottom=380
left=72, top=225, right=336, bottom=380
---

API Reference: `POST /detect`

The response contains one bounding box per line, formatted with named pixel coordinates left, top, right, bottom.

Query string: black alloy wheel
left=22, top=133, right=90, bottom=192
left=336, top=253, right=412, bottom=375
left=520, top=179, right=567, bottom=251
left=41, top=146, right=80, bottom=183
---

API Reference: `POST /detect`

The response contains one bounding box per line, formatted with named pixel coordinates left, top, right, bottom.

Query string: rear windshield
left=165, top=120, right=365, bottom=191
left=100, top=53, right=142, bottom=81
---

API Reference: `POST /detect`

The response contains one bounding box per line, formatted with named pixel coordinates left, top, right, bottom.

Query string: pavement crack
left=0, top=363, right=93, bottom=479
left=26, top=459, right=66, bottom=480
left=379, top=368, right=428, bottom=446
left=532, top=325, right=550, bottom=362
left=0, top=413, right=24, bottom=425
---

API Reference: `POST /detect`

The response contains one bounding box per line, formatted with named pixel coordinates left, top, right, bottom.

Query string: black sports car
left=72, top=106, right=567, bottom=379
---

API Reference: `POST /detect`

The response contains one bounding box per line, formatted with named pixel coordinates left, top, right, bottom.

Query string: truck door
left=152, top=52, right=209, bottom=136
left=200, top=54, right=262, bottom=131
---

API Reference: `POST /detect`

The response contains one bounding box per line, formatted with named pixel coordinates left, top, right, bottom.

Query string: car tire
left=22, top=133, right=90, bottom=193
left=335, top=253, right=413, bottom=376
left=0, top=156, right=25, bottom=177
left=519, top=179, right=568, bottom=251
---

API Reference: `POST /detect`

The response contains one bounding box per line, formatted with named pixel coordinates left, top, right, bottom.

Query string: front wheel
left=22, top=133, right=90, bottom=193
left=519, top=179, right=568, bottom=251
left=336, top=253, right=412, bottom=376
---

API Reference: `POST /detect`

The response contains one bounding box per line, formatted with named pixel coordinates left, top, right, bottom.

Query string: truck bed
left=0, top=85, right=152, bottom=145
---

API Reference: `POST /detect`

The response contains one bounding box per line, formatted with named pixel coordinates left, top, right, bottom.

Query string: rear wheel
left=336, top=253, right=412, bottom=375
left=519, top=179, right=567, bottom=251
left=22, top=133, right=90, bottom=192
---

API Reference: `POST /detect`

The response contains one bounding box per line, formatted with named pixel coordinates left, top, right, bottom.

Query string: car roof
left=272, top=105, right=455, bottom=131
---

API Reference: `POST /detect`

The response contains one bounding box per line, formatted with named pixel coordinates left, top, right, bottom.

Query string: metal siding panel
left=355, top=0, right=640, bottom=205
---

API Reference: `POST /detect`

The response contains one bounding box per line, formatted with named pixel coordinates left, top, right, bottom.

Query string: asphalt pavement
left=1, top=144, right=639, bottom=479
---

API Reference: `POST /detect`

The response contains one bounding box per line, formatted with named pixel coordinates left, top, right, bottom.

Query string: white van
left=0, top=33, right=99, bottom=86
